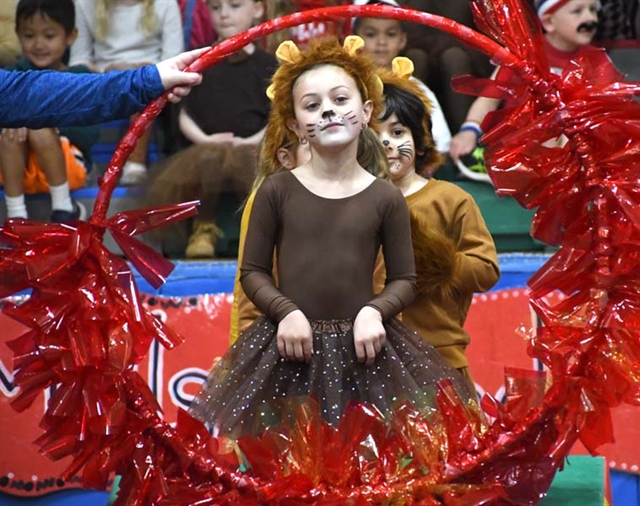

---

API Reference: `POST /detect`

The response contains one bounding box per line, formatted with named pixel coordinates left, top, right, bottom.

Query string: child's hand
left=353, top=306, right=386, bottom=366
left=449, top=130, right=478, bottom=162
left=208, top=356, right=222, bottom=372
left=277, top=310, right=313, bottom=363
left=0, top=128, right=27, bottom=143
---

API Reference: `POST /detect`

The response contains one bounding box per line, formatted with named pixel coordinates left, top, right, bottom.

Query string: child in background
left=189, top=36, right=476, bottom=438
left=0, top=0, right=100, bottom=222
left=70, top=0, right=184, bottom=185
left=179, top=0, right=273, bottom=150
left=352, top=0, right=452, bottom=173
left=401, top=0, right=493, bottom=133
left=375, top=57, right=500, bottom=394
left=152, top=0, right=276, bottom=259
left=449, top=0, right=601, bottom=182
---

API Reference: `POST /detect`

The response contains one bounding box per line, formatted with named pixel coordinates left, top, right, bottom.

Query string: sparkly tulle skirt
left=189, top=316, right=477, bottom=439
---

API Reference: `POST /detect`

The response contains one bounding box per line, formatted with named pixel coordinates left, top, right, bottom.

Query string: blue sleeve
left=0, top=66, right=165, bottom=128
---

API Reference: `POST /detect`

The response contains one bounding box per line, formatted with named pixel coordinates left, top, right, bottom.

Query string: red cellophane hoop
left=1, top=1, right=639, bottom=504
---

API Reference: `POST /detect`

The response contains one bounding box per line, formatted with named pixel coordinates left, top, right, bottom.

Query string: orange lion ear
left=343, top=35, right=365, bottom=55
left=269, top=40, right=303, bottom=101
left=266, top=83, right=275, bottom=101
left=371, top=75, right=384, bottom=101
left=391, top=57, right=414, bottom=80
left=275, top=40, right=302, bottom=64
left=343, top=36, right=383, bottom=100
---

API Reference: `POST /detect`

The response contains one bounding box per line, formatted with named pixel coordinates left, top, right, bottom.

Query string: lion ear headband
left=390, top=55, right=415, bottom=80
left=382, top=56, right=435, bottom=118
left=266, top=35, right=384, bottom=101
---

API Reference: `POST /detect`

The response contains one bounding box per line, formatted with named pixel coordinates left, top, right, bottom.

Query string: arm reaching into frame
left=0, top=48, right=206, bottom=129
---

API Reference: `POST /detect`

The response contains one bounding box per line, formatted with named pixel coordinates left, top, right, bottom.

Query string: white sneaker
left=120, top=161, right=148, bottom=186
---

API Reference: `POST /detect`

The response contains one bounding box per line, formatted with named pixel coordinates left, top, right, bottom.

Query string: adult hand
left=156, top=47, right=207, bottom=103
left=449, top=130, right=478, bottom=162
left=277, top=310, right=313, bottom=363
left=353, top=306, right=385, bottom=366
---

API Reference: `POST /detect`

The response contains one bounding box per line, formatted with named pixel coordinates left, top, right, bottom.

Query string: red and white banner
left=1, top=289, right=638, bottom=496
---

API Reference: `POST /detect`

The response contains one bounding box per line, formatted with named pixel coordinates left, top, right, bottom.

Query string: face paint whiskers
left=397, top=141, right=414, bottom=160
left=345, top=111, right=358, bottom=125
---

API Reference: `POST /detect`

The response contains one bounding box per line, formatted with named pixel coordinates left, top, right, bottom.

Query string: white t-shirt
left=70, top=0, right=184, bottom=72
left=411, top=76, right=452, bottom=154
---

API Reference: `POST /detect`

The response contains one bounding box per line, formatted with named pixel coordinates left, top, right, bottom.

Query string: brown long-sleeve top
left=374, top=179, right=500, bottom=368
left=240, top=171, right=417, bottom=322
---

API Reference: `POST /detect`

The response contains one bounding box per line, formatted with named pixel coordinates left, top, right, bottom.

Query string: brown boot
left=185, top=221, right=224, bottom=259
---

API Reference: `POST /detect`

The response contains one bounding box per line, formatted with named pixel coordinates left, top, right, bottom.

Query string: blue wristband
left=459, top=122, right=482, bottom=138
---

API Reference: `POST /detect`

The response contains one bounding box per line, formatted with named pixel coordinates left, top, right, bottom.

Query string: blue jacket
left=0, top=65, right=164, bottom=128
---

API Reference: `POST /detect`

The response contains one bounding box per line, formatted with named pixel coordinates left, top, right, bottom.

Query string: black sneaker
left=50, top=200, right=87, bottom=223
left=456, top=145, right=492, bottom=184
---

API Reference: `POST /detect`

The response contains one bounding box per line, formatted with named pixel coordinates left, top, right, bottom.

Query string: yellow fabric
left=229, top=190, right=258, bottom=344
left=0, top=1, right=19, bottom=68
left=0, top=137, right=87, bottom=193
left=374, top=179, right=500, bottom=369
left=229, top=190, right=281, bottom=343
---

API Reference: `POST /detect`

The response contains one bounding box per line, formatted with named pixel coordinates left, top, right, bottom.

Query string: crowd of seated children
left=145, top=0, right=276, bottom=260
left=70, top=0, right=184, bottom=185
left=4, top=0, right=634, bottom=261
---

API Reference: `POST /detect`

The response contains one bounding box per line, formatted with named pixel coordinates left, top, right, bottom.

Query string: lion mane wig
left=260, top=36, right=385, bottom=179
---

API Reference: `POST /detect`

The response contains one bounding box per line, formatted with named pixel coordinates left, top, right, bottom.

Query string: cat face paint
left=377, top=113, right=417, bottom=182
left=288, top=64, right=372, bottom=151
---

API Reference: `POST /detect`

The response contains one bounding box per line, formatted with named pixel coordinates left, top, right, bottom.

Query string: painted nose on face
left=382, top=139, right=392, bottom=149
left=322, top=109, right=335, bottom=119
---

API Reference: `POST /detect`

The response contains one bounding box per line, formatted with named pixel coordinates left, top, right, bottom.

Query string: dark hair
left=16, top=0, right=75, bottom=35
left=352, top=1, right=408, bottom=35
left=353, top=16, right=408, bottom=36
left=380, top=82, right=433, bottom=168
